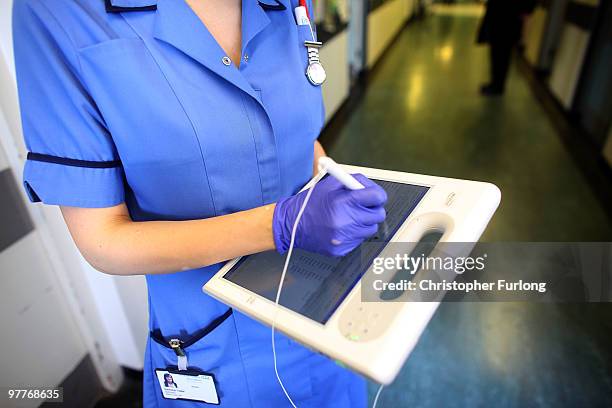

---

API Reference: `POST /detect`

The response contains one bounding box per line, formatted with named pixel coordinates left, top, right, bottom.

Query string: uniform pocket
left=297, top=23, right=317, bottom=44
left=150, top=308, right=234, bottom=369
left=148, top=309, right=250, bottom=404
left=77, top=38, right=195, bottom=155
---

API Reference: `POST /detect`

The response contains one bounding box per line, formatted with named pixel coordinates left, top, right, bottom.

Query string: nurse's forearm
left=60, top=203, right=276, bottom=276
left=314, top=140, right=326, bottom=176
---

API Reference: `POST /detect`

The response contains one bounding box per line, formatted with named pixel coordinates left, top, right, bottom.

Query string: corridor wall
left=548, top=0, right=599, bottom=109
left=367, top=0, right=416, bottom=68
left=321, top=32, right=351, bottom=121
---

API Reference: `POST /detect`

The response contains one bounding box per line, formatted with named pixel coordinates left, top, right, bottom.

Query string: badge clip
left=169, top=338, right=188, bottom=370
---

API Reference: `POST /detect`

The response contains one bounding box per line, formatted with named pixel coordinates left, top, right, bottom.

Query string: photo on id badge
left=155, top=369, right=220, bottom=405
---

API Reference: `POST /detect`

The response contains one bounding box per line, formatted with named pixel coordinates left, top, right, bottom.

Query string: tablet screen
left=223, top=180, right=429, bottom=324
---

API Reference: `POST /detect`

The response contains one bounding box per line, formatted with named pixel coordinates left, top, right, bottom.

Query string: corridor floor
left=325, top=6, right=612, bottom=408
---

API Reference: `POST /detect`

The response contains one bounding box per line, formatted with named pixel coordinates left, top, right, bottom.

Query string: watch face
left=306, top=62, right=327, bottom=86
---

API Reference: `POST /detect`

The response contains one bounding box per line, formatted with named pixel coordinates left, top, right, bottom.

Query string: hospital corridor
left=322, top=4, right=612, bottom=407
left=1, top=1, right=611, bottom=407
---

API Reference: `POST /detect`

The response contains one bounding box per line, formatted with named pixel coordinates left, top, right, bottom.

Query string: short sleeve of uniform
left=13, top=0, right=125, bottom=208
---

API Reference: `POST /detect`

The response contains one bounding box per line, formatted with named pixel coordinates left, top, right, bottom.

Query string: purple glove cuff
left=272, top=197, right=290, bottom=254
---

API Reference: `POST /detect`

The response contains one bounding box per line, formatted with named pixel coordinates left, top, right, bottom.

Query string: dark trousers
left=489, top=42, right=514, bottom=91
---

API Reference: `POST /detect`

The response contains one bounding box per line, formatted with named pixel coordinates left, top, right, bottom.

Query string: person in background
left=477, top=0, right=536, bottom=95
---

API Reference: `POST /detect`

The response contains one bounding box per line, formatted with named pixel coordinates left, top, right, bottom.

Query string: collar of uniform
left=105, top=0, right=157, bottom=13
left=106, top=0, right=285, bottom=13
left=152, top=0, right=275, bottom=62
left=152, top=0, right=261, bottom=102
left=243, top=0, right=274, bottom=50
left=258, top=0, right=286, bottom=10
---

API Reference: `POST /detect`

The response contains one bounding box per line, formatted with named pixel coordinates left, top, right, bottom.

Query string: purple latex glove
left=273, top=174, right=388, bottom=257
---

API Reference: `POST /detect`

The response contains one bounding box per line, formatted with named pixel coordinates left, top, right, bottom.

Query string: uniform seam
left=240, top=93, right=265, bottom=206
left=119, top=14, right=219, bottom=215
left=147, top=337, right=161, bottom=408
left=34, top=0, right=86, bottom=75
left=231, top=313, right=255, bottom=407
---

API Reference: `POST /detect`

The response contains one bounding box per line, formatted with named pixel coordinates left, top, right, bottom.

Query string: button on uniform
left=222, top=56, right=231, bottom=66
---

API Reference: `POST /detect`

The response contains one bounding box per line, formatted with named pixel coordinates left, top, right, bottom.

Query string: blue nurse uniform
left=13, top=0, right=367, bottom=406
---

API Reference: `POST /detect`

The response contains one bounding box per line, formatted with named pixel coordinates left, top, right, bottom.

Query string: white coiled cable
left=271, top=170, right=385, bottom=408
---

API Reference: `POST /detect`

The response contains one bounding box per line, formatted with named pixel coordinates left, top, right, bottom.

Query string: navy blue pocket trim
left=151, top=308, right=233, bottom=350
left=27, top=152, right=122, bottom=169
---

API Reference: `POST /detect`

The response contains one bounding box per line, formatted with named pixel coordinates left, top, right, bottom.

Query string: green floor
left=325, top=11, right=612, bottom=408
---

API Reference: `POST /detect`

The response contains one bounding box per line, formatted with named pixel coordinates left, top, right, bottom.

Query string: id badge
left=155, top=368, right=219, bottom=405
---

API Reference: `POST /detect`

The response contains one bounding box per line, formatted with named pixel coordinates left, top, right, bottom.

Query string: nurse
left=13, top=0, right=387, bottom=406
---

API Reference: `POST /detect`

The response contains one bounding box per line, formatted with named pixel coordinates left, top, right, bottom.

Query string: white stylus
left=317, top=157, right=365, bottom=190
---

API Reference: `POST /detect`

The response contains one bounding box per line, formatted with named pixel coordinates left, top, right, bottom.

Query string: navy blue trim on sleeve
left=27, top=152, right=122, bottom=169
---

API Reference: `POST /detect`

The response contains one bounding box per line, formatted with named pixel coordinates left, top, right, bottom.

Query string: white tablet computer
left=204, top=165, right=500, bottom=384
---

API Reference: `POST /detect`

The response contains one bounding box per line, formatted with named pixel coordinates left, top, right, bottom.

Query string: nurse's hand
left=273, top=174, right=388, bottom=257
